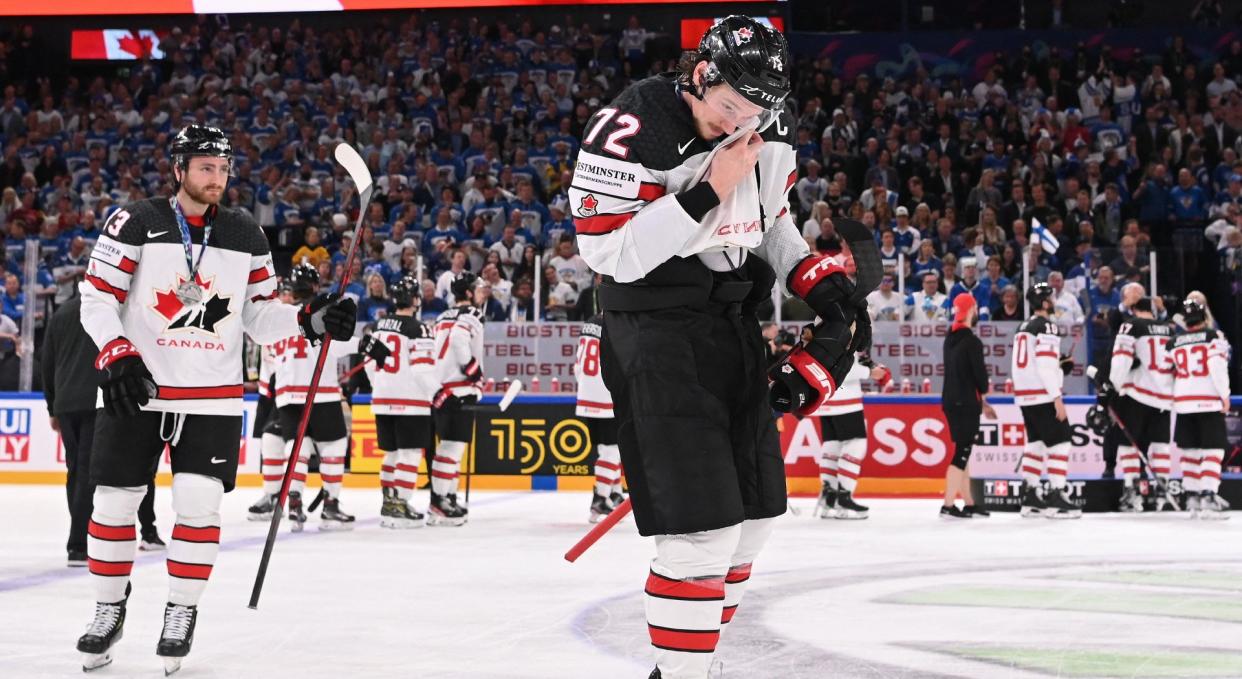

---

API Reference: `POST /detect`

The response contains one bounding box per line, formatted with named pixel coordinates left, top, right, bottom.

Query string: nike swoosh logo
left=210, top=457, right=227, bottom=464
left=677, top=139, right=695, bottom=155
left=147, top=230, right=168, bottom=238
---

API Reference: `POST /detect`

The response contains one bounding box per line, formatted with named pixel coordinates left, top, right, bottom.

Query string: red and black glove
left=463, top=358, right=483, bottom=383
left=96, top=338, right=156, bottom=417
left=788, top=254, right=855, bottom=319
left=298, top=293, right=357, bottom=343
left=359, top=334, right=392, bottom=365
left=432, top=387, right=459, bottom=410
left=768, top=319, right=855, bottom=417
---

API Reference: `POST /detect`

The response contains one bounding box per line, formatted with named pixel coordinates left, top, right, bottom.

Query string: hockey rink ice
left=2, top=485, right=1240, bottom=679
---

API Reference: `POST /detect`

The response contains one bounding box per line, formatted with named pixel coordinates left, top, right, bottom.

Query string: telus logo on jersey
left=0, top=408, right=31, bottom=462
left=150, top=272, right=234, bottom=346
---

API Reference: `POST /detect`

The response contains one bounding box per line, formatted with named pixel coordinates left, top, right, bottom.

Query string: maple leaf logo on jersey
left=579, top=194, right=599, bottom=217
left=151, top=273, right=234, bottom=337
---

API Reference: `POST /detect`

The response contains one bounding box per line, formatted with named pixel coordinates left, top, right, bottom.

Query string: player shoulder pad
left=579, top=75, right=695, bottom=172
left=211, top=205, right=270, bottom=256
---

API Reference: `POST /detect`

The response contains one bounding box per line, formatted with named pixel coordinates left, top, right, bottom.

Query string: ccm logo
left=715, top=220, right=761, bottom=236
left=800, top=258, right=839, bottom=283
left=805, top=362, right=832, bottom=389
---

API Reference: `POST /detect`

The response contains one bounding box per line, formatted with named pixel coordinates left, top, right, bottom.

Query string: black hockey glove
left=298, top=293, right=357, bottom=343
left=359, top=334, right=392, bottom=366
left=787, top=254, right=855, bottom=320
left=432, top=387, right=460, bottom=410
left=95, top=338, right=156, bottom=417
left=847, top=302, right=872, bottom=354
left=768, top=319, right=855, bottom=418
left=1060, top=354, right=1075, bottom=375
left=462, top=358, right=483, bottom=383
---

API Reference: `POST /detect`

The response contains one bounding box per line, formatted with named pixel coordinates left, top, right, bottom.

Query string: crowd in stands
left=1, top=14, right=1242, bottom=379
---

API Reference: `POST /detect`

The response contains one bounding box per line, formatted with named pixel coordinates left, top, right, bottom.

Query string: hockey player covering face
left=568, top=16, right=879, bottom=679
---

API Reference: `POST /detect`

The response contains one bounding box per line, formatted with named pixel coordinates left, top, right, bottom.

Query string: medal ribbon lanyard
left=170, top=196, right=213, bottom=288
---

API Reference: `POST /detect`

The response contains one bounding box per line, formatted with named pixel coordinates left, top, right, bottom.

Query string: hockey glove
left=359, top=334, right=392, bottom=366
left=299, top=293, right=357, bottom=343
left=788, top=254, right=855, bottom=319
left=768, top=319, right=854, bottom=418
left=432, top=387, right=459, bottom=410
left=96, top=338, right=156, bottom=417
left=847, top=302, right=872, bottom=354
left=462, top=358, right=483, bottom=383
left=1060, top=355, right=1075, bottom=375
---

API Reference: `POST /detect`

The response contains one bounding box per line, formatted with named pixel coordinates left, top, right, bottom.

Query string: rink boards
left=1, top=393, right=1239, bottom=497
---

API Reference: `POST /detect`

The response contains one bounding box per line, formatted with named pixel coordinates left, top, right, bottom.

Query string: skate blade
left=139, top=542, right=166, bottom=552
left=81, top=651, right=113, bottom=672
left=833, top=510, right=868, bottom=520
left=289, top=521, right=305, bottom=533
left=1019, top=507, right=1044, bottom=518
left=319, top=521, right=355, bottom=532
left=163, top=656, right=182, bottom=676
left=381, top=517, right=424, bottom=529
left=1198, top=511, right=1230, bottom=521
left=427, top=514, right=467, bottom=527
left=589, top=512, right=606, bottom=524
left=1045, top=511, right=1083, bottom=520
left=247, top=513, right=274, bottom=522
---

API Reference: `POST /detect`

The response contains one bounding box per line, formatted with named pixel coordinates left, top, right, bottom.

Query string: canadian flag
left=71, top=30, right=166, bottom=61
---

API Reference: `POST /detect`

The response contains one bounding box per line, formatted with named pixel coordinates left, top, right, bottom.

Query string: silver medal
left=176, top=280, right=203, bottom=306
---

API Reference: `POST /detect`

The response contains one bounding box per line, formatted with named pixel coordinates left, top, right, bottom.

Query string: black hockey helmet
left=390, top=275, right=419, bottom=309
left=171, top=124, right=232, bottom=168
left=695, top=16, right=792, bottom=110
left=1085, top=403, right=1110, bottom=437
left=287, top=263, right=320, bottom=298
left=450, top=271, right=478, bottom=302
left=1181, top=298, right=1207, bottom=327
left=1026, top=281, right=1054, bottom=309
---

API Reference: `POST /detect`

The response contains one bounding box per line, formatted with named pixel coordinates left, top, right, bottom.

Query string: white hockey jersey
left=1109, top=317, right=1175, bottom=410
left=365, top=313, right=437, bottom=415
left=271, top=333, right=360, bottom=408
left=1011, top=315, right=1064, bottom=406
left=256, top=342, right=276, bottom=401
left=80, top=197, right=298, bottom=416
left=812, top=358, right=869, bottom=416
left=434, top=305, right=485, bottom=399
left=574, top=315, right=613, bottom=419
left=1168, top=329, right=1232, bottom=414
left=569, top=76, right=810, bottom=290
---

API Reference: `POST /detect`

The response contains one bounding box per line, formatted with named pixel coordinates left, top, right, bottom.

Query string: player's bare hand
left=1054, top=398, right=1067, bottom=421
left=1224, top=399, right=1232, bottom=415
left=707, top=131, right=763, bottom=201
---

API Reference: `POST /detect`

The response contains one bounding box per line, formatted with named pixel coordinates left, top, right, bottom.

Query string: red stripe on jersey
left=167, top=560, right=213, bottom=580
left=637, top=183, right=667, bottom=201
left=86, top=274, right=127, bottom=303
left=88, top=521, right=136, bottom=541
left=1015, top=389, right=1047, bottom=396
left=576, top=212, right=635, bottom=236
left=1112, top=350, right=1134, bottom=357
left=821, top=398, right=863, bottom=407
left=1035, top=351, right=1058, bottom=358
left=117, top=256, right=138, bottom=274
left=251, top=292, right=278, bottom=303
left=157, top=384, right=244, bottom=400
left=248, top=267, right=273, bottom=284
left=372, top=398, right=432, bottom=408
left=720, top=605, right=738, bottom=624
left=726, top=563, right=752, bottom=583
left=785, top=170, right=797, bottom=191
left=577, top=399, right=613, bottom=410
left=645, top=571, right=725, bottom=601
left=648, top=625, right=720, bottom=653
left=88, top=559, right=133, bottom=577
left=412, top=357, right=434, bottom=365
left=276, top=385, right=342, bottom=396
left=1174, top=395, right=1224, bottom=401
left=778, top=207, right=788, bottom=218
left=1122, top=384, right=1171, bottom=400
left=172, top=524, right=221, bottom=543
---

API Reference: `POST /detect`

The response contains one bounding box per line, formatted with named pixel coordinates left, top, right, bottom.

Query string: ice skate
left=319, top=496, right=356, bottom=531
left=1186, top=492, right=1202, bottom=518
left=1198, top=491, right=1231, bottom=520
left=139, top=528, right=166, bottom=552
left=156, top=603, right=196, bottom=676
left=382, top=489, right=425, bottom=529
left=1118, top=484, right=1144, bottom=513
left=1043, top=488, right=1083, bottom=519
left=940, top=505, right=971, bottom=519
left=287, top=490, right=306, bottom=532
left=67, top=550, right=87, bottom=568
left=609, top=490, right=626, bottom=508
left=964, top=504, right=990, bottom=517
left=77, top=585, right=130, bottom=672
left=815, top=482, right=837, bottom=519
left=834, top=490, right=869, bottom=520
left=1019, top=485, right=1046, bottom=518
left=427, top=492, right=468, bottom=527
left=379, top=487, right=401, bottom=528
left=1154, top=480, right=1181, bottom=512
left=589, top=493, right=613, bottom=523
left=247, top=493, right=279, bottom=521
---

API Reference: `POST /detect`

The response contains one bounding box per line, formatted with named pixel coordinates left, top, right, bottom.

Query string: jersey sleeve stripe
left=372, top=398, right=432, bottom=407
left=1111, top=349, right=1134, bottom=357
left=785, top=170, right=797, bottom=191
left=637, top=183, right=667, bottom=201
left=576, top=211, right=637, bottom=235
left=117, top=256, right=138, bottom=274
left=86, top=274, right=128, bottom=303
left=248, top=267, right=273, bottom=284
left=576, top=399, right=614, bottom=410
left=250, top=292, right=278, bottom=303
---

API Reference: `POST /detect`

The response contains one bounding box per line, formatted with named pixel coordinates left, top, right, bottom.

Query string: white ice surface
left=0, top=486, right=1239, bottom=679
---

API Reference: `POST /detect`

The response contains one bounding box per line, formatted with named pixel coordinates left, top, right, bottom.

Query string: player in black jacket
left=940, top=293, right=996, bottom=518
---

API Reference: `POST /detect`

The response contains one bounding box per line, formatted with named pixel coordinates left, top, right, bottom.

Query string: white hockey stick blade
left=334, top=143, right=373, bottom=196
left=498, top=379, right=523, bottom=412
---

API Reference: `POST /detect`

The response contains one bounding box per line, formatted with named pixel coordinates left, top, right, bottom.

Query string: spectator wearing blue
left=979, top=255, right=1011, bottom=307
left=1085, top=265, right=1122, bottom=364
left=910, top=239, right=942, bottom=281
left=473, top=279, right=509, bottom=323
left=543, top=196, right=575, bottom=248
left=948, top=257, right=992, bottom=321
left=892, top=206, right=920, bottom=255
left=1132, top=163, right=1172, bottom=227
left=331, top=259, right=366, bottom=303
left=423, top=208, right=467, bottom=256
left=429, top=186, right=465, bottom=228
left=1169, top=166, right=1209, bottom=227
left=2, top=272, right=26, bottom=324
left=931, top=218, right=964, bottom=259
left=509, top=149, right=546, bottom=200
left=510, top=179, right=552, bottom=237
left=465, top=181, right=511, bottom=236
left=432, top=143, right=465, bottom=186
left=418, top=279, right=448, bottom=322
left=357, top=272, right=394, bottom=323
left=1211, top=173, right=1242, bottom=218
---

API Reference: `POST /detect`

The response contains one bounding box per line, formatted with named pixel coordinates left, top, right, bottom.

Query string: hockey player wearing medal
left=74, top=125, right=356, bottom=674
left=569, top=17, right=877, bottom=679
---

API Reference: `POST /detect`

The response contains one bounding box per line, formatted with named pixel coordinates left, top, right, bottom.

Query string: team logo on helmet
left=579, top=194, right=599, bottom=217
left=733, top=27, right=753, bottom=44
left=769, top=54, right=783, bottom=71
left=151, top=273, right=234, bottom=337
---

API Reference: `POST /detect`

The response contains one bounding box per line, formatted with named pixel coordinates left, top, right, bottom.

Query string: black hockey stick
left=1085, top=366, right=1157, bottom=481
left=249, top=143, right=373, bottom=610
left=461, top=380, right=523, bottom=505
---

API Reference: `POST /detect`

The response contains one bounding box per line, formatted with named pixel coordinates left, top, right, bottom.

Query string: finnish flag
left=1032, top=218, right=1059, bottom=253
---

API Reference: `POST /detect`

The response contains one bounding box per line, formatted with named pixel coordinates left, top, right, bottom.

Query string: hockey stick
left=249, top=143, right=373, bottom=610
left=338, top=357, right=372, bottom=384
left=565, top=497, right=631, bottom=563
left=1085, top=366, right=1157, bottom=481
left=462, top=380, right=523, bottom=505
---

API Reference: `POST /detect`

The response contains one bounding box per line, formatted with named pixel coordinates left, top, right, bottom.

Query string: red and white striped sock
left=380, top=450, right=397, bottom=492
left=431, top=441, right=466, bottom=496
left=88, top=485, right=145, bottom=604
left=819, top=440, right=840, bottom=489
left=1200, top=449, right=1224, bottom=493
left=1150, top=443, right=1171, bottom=481
left=286, top=439, right=310, bottom=495
left=1181, top=449, right=1202, bottom=494
left=394, top=448, right=422, bottom=501
left=1045, top=443, right=1070, bottom=489
left=166, top=474, right=223, bottom=607
left=1021, top=442, right=1046, bottom=487
left=719, top=518, right=775, bottom=630
left=1118, top=445, right=1141, bottom=483
left=260, top=432, right=287, bottom=496
left=836, top=439, right=865, bottom=494
left=613, top=463, right=625, bottom=497
left=594, top=444, right=621, bottom=496
left=318, top=438, right=347, bottom=499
